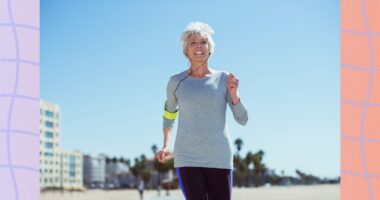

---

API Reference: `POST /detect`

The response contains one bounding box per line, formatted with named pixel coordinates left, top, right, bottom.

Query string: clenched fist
left=155, top=147, right=173, bottom=163
left=227, top=73, right=240, bottom=105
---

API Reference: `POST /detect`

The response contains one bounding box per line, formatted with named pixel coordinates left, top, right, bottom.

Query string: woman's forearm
left=163, top=128, right=172, bottom=148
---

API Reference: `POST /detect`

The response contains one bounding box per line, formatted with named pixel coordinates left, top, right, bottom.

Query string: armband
left=163, top=109, right=178, bottom=120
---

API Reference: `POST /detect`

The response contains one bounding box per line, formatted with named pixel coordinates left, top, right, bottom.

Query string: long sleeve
left=167, top=69, right=248, bottom=169
left=163, top=77, right=178, bottom=129
left=227, top=92, right=248, bottom=126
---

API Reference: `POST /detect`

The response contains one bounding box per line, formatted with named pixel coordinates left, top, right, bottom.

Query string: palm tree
left=125, top=159, right=131, bottom=167
left=106, top=157, right=111, bottom=164
left=233, top=138, right=244, bottom=187
left=140, top=154, right=147, bottom=162
left=131, top=157, right=145, bottom=177
left=151, top=144, right=162, bottom=191
left=252, top=150, right=267, bottom=186
left=140, top=168, right=152, bottom=185
left=244, top=151, right=254, bottom=186
left=151, top=144, right=158, bottom=155
left=234, top=138, right=243, bottom=158
left=245, top=151, right=253, bottom=167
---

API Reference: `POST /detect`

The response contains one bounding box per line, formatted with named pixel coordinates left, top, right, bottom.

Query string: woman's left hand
left=227, top=73, right=240, bottom=104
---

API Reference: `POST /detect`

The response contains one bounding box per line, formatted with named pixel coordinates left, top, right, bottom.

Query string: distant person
left=157, top=185, right=162, bottom=196
left=137, top=177, right=145, bottom=200
left=155, top=22, right=248, bottom=200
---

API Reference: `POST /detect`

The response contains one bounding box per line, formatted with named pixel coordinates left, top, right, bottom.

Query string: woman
left=155, top=22, right=248, bottom=200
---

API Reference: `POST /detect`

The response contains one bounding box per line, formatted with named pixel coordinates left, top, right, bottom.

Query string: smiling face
left=185, top=33, right=210, bottom=62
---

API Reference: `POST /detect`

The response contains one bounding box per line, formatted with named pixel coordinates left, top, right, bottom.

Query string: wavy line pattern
left=341, top=0, right=380, bottom=199
left=0, top=0, right=40, bottom=199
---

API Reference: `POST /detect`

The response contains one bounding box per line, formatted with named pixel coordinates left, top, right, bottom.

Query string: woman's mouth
left=194, top=51, right=205, bottom=55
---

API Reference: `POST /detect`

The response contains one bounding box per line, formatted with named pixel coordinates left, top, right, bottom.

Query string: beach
left=41, top=184, right=339, bottom=200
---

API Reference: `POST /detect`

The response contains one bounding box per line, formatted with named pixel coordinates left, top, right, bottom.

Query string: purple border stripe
left=0, top=165, right=39, bottom=173
left=341, top=64, right=380, bottom=71
left=341, top=170, right=380, bottom=179
left=341, top=99, right=380, bottom=107
left=0, top=94, right=39, bottom=101
left=1, top=58, right=40, bottom=67
left=358, top=0, right=375, bottom=198
left=6, top=0, right=22, bottom=198
left=0, top=23, right=40, bottom=31
left=0, top=0, right=40, bottom=199
left=0, top=129, right=39, bottom=137
left=341, top=28, right=380, bottom=36
left=341, top=134, right=380, bottom=143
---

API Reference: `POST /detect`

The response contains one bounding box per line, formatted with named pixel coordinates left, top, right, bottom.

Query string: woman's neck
left=188, top=61, right=211, bottom=77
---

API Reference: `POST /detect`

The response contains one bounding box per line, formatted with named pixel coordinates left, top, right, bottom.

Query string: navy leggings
left=176, top=167, right=233, bottom=200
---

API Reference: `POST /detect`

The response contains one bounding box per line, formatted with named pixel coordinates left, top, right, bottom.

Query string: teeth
left=195, top=51, right=204, bottom=55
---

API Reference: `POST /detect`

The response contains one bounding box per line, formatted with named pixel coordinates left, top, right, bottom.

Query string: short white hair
left=179, top=22, right=215, bottom=56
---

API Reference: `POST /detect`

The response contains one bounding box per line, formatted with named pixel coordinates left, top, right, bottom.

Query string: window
left=45, top=110, right=54, bottom=118
left=45, top=131, right=54, bottom=138
left=45, top=142, right=53, bottom=149
left=69, top=156, right=76, bottom=177
left=70, top=156, right=76, bottom=163
left=44, top=152, right=53, bottom=157
left=45, top=121, right=54, bottom=128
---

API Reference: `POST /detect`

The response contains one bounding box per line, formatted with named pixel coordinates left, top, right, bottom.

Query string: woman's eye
left=190, top=42, right=196, bottom=45
left=202, top=41, right=207, bottom=45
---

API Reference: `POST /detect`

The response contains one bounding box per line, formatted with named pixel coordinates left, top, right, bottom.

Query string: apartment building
left=40, top=100, right=84, bottom=190
left=40, top=100, right=61, bottom=189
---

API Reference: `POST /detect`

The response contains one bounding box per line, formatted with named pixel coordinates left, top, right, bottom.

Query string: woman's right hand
left=155, top=146, right=171, bottom=163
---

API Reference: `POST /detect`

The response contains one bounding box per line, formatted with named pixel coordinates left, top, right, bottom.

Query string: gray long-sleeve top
left=163, top=69, right=248, bottom=169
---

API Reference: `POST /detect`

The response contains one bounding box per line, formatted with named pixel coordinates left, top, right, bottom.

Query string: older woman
left=155, top=22, right=248, bottom=200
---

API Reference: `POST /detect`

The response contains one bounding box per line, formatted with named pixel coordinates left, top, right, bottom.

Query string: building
left=105, top=157, right=132, bottom=188
left=83, top=154, right=106, bottom=188
left=40, top=100, right=61, bottom=189
left=40, top=100, right=84, bottom=190
left=106, top=160, right=129, bottom=175
left=61, top=150, right=84, bottom=190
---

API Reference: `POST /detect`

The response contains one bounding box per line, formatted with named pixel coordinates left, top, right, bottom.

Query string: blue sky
left=41, top=0, right=339, bottom=178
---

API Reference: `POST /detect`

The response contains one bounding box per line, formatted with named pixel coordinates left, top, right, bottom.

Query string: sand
left=41, top=184, right=339, bottom=200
